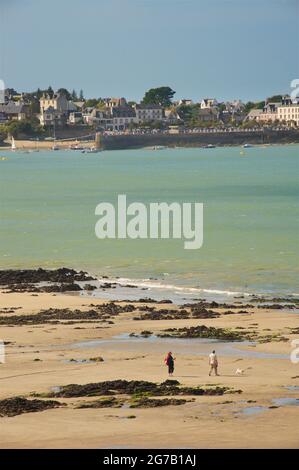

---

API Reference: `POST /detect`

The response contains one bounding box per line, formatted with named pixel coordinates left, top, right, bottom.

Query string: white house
left=40, top=92, right=70, bottom=113
left=134, top=104, right=163, bottom=123
left=277, top=103, right=299, bottom=126
left=111, top=106, right=137, bottom=130
left=200, top=98, right=218, bottom=109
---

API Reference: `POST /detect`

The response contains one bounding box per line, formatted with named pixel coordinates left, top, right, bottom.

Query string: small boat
left=81, top=147, right=101, bottom=154
left=11, top=137, right=16, bottom=151
left=52, top=145, right=59, bottom=151
left=243, top=143, right=252, bottom=148
left=204, top=144, right=216, bottom=148
left=152, top=145, right=166, bottom=150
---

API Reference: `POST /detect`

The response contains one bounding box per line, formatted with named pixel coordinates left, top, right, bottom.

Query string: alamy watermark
left=95, top=195, right=203, bottom=250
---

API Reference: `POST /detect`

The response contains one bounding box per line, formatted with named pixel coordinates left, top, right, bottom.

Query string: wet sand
left=0, top=289, right=298, bottom=448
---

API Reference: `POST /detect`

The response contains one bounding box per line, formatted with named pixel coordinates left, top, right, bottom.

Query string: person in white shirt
left=208, top=350, right=219, bottom=376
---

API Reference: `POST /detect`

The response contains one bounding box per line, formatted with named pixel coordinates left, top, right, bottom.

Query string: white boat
left=152, top=145, right=166, bottom=150
left=82, top=147, right=101, bottom=154
left=11, top=137, right=16, bottom=151
left=243, top=143, right=252, bottom=148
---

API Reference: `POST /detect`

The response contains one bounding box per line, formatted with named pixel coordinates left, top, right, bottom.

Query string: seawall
left=101, top=129, right=299, bottom=150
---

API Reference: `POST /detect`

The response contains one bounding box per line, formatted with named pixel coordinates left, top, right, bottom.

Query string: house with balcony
left=134, top=104, right=163, bottom=123
left=111, top=106, right=137, bottom=130
left=38, top=106, right=65, bottom=127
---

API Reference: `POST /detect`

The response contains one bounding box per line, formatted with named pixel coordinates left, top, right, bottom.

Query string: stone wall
left=101, top=130, right=299, bottom=150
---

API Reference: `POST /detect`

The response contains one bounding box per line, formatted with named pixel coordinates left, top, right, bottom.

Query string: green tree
left=255, top=101, right=265, bottom=109
left=46, top=86, right=54, bottom=98
left=79, top=89, right=84, bottom=100
left=85, top=98, right=99, bottom=108
left=0, top=125, right=6, bottom=143
left=267, top=95, right=282, bottom=102
left=71, top=89, right=78, bottom=101
left=142, top=86, right=176, bottom=107
left=57, top=88, right=71, bottom=100
left=6, top=118, right=43, bottom=138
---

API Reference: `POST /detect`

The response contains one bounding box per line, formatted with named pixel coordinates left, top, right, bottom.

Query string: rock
left=39, top=379, right=237, bottom=399
left=130, top=397, right=188, bottom=408
left=89, top=357, right=104, bottom=363
left=0, top=268, right=95, bottom=285
left=76, top=398, right=121, bottom=409
left=157, top=325, right=252, bottom=341
left=0, top=302, right=136, bottom=326
left=0, top=397, right=62, bottom=417
left=84, top=284, right=97, bottom=291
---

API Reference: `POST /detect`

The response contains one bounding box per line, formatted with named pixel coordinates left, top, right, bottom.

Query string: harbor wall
left=101, top=130, right=299, bottom=150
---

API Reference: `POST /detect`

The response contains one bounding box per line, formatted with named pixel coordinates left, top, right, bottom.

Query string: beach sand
left=0, top=290, right=298, bottom=448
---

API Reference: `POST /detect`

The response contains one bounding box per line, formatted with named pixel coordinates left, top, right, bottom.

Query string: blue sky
left=0, top=0, right=298, bottom=102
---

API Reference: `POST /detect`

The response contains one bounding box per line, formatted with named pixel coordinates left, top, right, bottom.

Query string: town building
left=197, top=108, right=219, bottom=122
left=134, top=104, right=163, bottom=123
left=104, top=97, right=127, bottom=109
left=277, top=103, right=299, bottom=126
left=68, top=111, right=83, bottom=125
left=0, top=101, right=30, bottom=121
left=245, top=109, right=263, bottom=122
left=40, top=92, right=70, bottom=114
left=82, top=109, right=113, bottom=128
left=38, top=107, right=65, bottom=127
left=256, top=102, right=280, bottom=123
left=111, top=106, right=137, bottom=130
left=177, top=99, right=193, bottom=106
left=200, top=98, right=218, bottom=109
left=164, top=107, right=182, bottom=123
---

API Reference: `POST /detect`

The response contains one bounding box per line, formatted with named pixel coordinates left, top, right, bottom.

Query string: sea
left=0, top=144, right=298, bottom=302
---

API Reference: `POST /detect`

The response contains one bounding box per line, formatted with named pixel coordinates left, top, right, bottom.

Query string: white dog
left=235, top=366, right=251, bottom=375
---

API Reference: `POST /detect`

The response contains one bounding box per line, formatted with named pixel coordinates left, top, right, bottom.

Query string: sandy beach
left=0, top=282, right=298, bottom=449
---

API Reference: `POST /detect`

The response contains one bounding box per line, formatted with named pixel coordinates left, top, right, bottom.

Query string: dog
left=235, top=368, right=245, bottom=375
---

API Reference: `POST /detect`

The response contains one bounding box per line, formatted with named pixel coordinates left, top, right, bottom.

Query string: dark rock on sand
left=41, top=380, right=236, bottom=399
left=133, top=305, right=219, bottom=321
left=76, top=397, right=122, bottom=409
left=0, top=397, right=62, bottom=417
left=157, top=325, right=254, bottom=341
left=130, top=397, right=188, bottom=408
left=0, top=267, right=95, bottom=285
left=0, top=302, right=137, bottom=326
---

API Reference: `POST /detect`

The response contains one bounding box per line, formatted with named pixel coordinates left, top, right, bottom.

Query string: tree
left=71, top=89, right=78, bottom=101
left=79, top=89, right=84, bottom=100
left=36, top=88, right=42, bottom=99
left=142, top=86, right=176, bottom=107
left=244, top=101, right=256, bottom=114
left=57, top=88, right=71, bottom=100
left=46, top=86, right=54, bottom=98
left=267, top=95, right=282, bottom=102
left=85, top=98, right=99, bottom=108
left=255, top=101, right=265, bottom=109
left=0, top=125, right=6, bottom=143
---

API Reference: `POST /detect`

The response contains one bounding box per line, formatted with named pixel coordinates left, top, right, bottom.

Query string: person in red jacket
left=164, top=351, right=175, bottom=376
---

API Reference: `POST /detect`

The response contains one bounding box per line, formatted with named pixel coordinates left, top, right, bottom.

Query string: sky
left=0, top=0, right=298, bottom=102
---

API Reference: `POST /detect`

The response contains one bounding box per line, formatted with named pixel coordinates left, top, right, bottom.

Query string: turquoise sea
left=0, top=145, right=298, bottom=300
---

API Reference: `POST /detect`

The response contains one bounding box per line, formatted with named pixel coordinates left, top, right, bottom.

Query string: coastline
left=0, top=268, right=298, bottom=448
left=1, top=129, right=299, bottom=152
